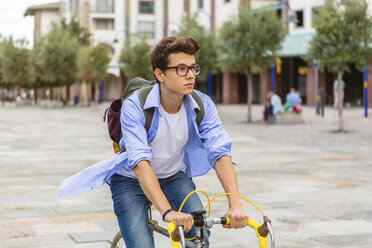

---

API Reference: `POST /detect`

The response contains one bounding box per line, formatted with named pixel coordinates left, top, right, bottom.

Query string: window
left=94, top=0, right=115, bottom=13
left=276, top=9, right=283, bottom=21
left=198, top=0, right=204, bottom=9
left=139, top=0, right=154, bottom=14
left=94, top=18, right=115, bottom=30
left=138, top=21, right=155, bottom=39
left=61, top=0, right=69, bottom=13
left=295, top=10, right=304, bottom=28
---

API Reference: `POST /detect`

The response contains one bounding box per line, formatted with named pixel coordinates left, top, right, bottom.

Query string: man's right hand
left=164, top=211, right=193, bottom=233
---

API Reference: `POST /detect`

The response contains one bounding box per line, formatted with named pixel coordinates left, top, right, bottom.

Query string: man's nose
left=185, top=68, right=195, bottom=79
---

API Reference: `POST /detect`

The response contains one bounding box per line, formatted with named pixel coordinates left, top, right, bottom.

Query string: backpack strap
left=138, top=85, right=156, bottom=132
left=191, top=91, right=205, bottom=127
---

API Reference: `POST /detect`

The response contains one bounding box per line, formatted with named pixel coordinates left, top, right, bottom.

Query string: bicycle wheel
left=110, top=231, right=126, bottom=248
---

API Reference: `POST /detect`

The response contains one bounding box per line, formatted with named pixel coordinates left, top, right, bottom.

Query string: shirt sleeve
left=197, top=94, right=232, bottom=167
left=120, top=93, right=152, bottom=170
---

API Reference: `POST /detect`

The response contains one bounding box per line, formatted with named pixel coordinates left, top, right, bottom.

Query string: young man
left=59, top=37, right=248, bottom=247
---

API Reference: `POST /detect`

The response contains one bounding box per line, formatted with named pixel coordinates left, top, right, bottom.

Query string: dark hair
left=150, top=36, right=200, bottom=74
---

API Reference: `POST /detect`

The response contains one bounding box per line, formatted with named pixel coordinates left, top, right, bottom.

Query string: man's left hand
left=223, top=206, right=249, bottom=229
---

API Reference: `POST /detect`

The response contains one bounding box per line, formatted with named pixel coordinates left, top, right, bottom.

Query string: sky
left=0, top=0, right=54, bottom=47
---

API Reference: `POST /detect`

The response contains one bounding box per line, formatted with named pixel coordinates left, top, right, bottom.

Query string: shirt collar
left=143, top=83, right=161, bottom=110
left=143, top=83, right=200, bottom=111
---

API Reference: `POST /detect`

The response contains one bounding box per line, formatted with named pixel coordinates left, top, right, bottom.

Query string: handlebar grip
left=223, top=216, right=230, bottom=225
left=257, top=216, right=271, bottom=238
left=167, top=222, right=181, bottom=247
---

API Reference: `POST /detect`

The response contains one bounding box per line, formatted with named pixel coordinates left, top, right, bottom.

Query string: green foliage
left=217, top=7, right=285, bottom=74
left=177, top=14, right=218, bottom=80
left=61, top=16, right=91, bottom=46
left=90, top=44, right=111, bottom=79
left=39, top=23, right=79, bottom=86
left=77, top=46, right=92, bottom=81
left=306, top=0, right=372, bottom=72
left=119, top=36, right=153, bottom=79
left=77, top=44, right=111, bottom=81
left=31, top=42, right=49, bottom=88
left=0, top=37, right=34, bottom=89
left=0, top=39, right=3, bottom=86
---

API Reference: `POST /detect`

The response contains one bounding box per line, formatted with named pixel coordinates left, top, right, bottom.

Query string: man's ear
left=154, top=68, right=165, bottom=83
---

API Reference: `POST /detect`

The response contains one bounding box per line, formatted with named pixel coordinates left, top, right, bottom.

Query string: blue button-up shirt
left=58, top=83, right=232, bottom=197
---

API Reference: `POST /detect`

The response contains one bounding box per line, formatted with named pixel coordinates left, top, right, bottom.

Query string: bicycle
left=110, top=190, right=275, bottom=248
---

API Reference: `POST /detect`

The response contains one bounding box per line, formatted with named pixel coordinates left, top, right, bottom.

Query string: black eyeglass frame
left=164, top=65, right=202, bottom=77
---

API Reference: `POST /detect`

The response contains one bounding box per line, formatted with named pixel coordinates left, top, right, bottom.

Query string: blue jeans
left=110, top=171, right=210, bottom=248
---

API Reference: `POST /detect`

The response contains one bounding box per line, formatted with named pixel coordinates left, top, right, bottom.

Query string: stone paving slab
left=0, top=104, right=372, bottom=247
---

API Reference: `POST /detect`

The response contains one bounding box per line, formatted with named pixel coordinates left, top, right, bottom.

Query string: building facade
left=26, top=0, right=372, bottom=107
left=24, top=2, right=61, bottom=45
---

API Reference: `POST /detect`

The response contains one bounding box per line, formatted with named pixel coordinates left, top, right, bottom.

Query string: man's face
left=160, top=52, right=196, bottom=96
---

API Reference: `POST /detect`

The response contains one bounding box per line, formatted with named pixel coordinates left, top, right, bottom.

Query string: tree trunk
left=94, top=80, right=100, bottom=104
left=245, top=70, right=253, bottom=122
left=67, top=84, right=71, bottom=106
left=57, top=82, right=62, bottom=104
left=33, top=87, right=38, bottom=106
left=1, top=87, right=4, bottom=107
left=80, top=80, right=88, bottom=106
left=49, top=87, right=53, bottom=101
left=87, top=81, right=92, bottom=106
left=337, top=70, right=344, bottom=132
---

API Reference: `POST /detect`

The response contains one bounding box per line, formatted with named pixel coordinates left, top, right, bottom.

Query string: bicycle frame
left=110, top=206, right=197, bottom=248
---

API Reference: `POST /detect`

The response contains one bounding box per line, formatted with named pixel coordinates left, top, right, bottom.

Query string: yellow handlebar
left=167, top=222, right=180, bottom=248
left=224, top=217, right=267, bottom=248
left=167, top=217, right=268, bottom=248
left=166, top=190, right=272, bottom=248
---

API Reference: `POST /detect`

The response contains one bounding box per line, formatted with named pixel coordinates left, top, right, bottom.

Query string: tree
left=0, top=38, right=5, bottom=105
left=61, top=16, right=91, bottom=46
left=218, top=7, right=285, bottom=122
left=0, top=37, right=35, bottom=104
left=39, top=23, right=79, bottom=102
left=31, top=41, right=51, bottom=104
left=177, top=14, right=218, bottom=82
left=77, top=44, right=111, bottom=105
left=306, top=0, right=372, bottom=131
left=119, top=36, right=153, bottom=80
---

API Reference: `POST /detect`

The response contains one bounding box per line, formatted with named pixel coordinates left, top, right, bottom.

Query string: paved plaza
left=0, top=103, right=371, bottom=248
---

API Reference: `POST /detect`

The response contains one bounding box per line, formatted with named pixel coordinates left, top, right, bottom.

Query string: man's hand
left=164, top=211, right=193, bottom=233
left=223, top=206, right=249, bottom=229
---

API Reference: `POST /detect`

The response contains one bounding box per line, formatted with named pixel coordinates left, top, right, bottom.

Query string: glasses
left=165, top=65, right=202, bottom=77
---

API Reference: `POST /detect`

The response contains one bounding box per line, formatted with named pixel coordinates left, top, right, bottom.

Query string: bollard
left=320, top=88, right=325, bottom=117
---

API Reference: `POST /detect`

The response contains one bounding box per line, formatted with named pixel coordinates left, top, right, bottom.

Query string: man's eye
left=177, top=67, right=187, bottom=72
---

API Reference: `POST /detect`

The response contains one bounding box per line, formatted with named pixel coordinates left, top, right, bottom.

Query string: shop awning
left=278, top=32, right=315, bottom=57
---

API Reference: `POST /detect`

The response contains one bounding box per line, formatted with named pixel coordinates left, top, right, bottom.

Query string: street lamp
left=276, top=1, right=298, bottom=25
left=270, top=1, right=298, bottom=92
left=197, top=9, right=213, bottom=98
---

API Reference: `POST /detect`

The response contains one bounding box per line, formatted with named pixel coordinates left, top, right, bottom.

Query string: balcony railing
left=91, top=4, right=115, bottom=13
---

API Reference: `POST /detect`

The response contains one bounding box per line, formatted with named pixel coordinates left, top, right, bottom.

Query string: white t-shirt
left=149, top=103, right=188, bottom=178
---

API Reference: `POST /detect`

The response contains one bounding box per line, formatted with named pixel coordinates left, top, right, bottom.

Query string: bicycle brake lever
left=266, top=221, right=275, bottom=248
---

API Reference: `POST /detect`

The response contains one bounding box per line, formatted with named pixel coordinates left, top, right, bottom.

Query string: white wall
left=167, top=0, right=185, bottom=37
left=289, top=0, right=325, bottom=34
left=214, top=0, right=240, bottom=30
left=40, top=10, right=60, bottom=36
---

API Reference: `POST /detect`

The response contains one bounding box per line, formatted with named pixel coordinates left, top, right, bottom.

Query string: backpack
left=103, top=77, right=205, bottom=153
